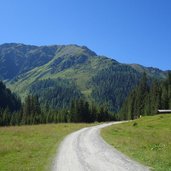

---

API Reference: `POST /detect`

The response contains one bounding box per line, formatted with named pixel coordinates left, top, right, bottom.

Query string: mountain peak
left=54, top=44, right=97, bottom=57
left=0, top=43, right=167, bottom=81
left=0, top=42, right=168, bottom=113
left=81, top=45, right=97, bottom=56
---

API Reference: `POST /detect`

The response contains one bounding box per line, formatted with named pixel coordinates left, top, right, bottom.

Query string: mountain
left=119, top=72, right=171, bottom=120
left=0, top=43, right=168, bottom=112
left=129, top=64, right=167, bottom=79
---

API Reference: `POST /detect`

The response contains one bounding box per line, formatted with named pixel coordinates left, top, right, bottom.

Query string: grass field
left=0, top=123, right=94, bottom=171
left=101, top=114, right=171, bottom=171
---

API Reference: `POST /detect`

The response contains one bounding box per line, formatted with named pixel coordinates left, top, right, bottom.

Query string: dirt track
left=52, top=122, right=149, bottom=171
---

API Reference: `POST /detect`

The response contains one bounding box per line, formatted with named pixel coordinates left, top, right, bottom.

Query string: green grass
left=7, top=54, right=113, bottom=100
left=101, top=114, right=171, bottom=171
left=0, top=123, right=94, bottom=171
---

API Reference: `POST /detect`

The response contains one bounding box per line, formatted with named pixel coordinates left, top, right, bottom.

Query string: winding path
left=52, top=122, right=150, bottom=171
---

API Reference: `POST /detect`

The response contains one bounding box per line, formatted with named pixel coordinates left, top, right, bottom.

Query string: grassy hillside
left=0, top=123, right=94, bottom=171
left=4, top=44, right=117, bottom=99
left=8, top=56, right=114, bottom=97
left=0, top=43, right=167, bottom=112
left=101, top=114, right=171, bottom=171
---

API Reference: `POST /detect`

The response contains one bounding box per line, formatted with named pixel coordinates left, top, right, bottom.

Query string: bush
left=133, top=122, right=138, bottom=126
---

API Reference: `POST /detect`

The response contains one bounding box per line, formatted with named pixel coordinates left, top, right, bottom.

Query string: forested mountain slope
left=0, top=81, right=21, bottom=112
left=0, top=43, right=168, bottom=112
left=119, top=72, right=171, bottom=119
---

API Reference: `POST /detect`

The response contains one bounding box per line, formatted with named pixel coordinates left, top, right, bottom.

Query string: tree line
left=119, top=72, right=171, bottom=120
left=70, top=100, right=113, bottom=123
left=91, top=65, right=141, bottom=112
left=0, top=81, right=114, bottom=126
left=1, top=72, right=170, bottom=126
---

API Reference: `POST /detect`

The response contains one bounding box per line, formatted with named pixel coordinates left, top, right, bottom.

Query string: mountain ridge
left=0, top=43, right=168, bottom=112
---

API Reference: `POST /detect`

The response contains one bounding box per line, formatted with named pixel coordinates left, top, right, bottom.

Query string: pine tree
left=119, top=71, right=171, bottom=119
left=70, top=100, right=76, bottom=122
left=84, top=101, right=90, bottom=122
left=2, top=108, right=10, bottom=126
left=90, top=103, right=97, bottom=122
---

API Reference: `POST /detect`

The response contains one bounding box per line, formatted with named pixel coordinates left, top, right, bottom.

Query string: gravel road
left=52, top=122, right=150, bottom=171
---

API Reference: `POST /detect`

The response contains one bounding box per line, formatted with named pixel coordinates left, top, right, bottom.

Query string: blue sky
left=0, top=0, right=170, bottom=70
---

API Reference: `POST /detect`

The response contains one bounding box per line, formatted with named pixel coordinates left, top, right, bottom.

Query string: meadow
left=0, top=123, right=93, bottom=171
left=101, top=114, right=171, bottom=171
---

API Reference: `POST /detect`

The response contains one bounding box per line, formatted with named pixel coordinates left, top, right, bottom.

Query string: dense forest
left=0, top=71, right=171, bottom=126
left=91, top=65, right=141, bottom=112
left=119, top=72, right=171, bottom=120
left=30, top=78, right=82, bottom=109
left=0, top=81, right=113, bottom=126
left=0, top=81, right=21, bottom=112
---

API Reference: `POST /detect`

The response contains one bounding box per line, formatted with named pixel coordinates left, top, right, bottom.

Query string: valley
left=0, top=43, right=170, bottom=171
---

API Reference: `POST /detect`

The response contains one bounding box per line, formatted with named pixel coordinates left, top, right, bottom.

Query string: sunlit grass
left=0, top=123, right=94, bottom=171
left=101, top=114, right=171, bottom=171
